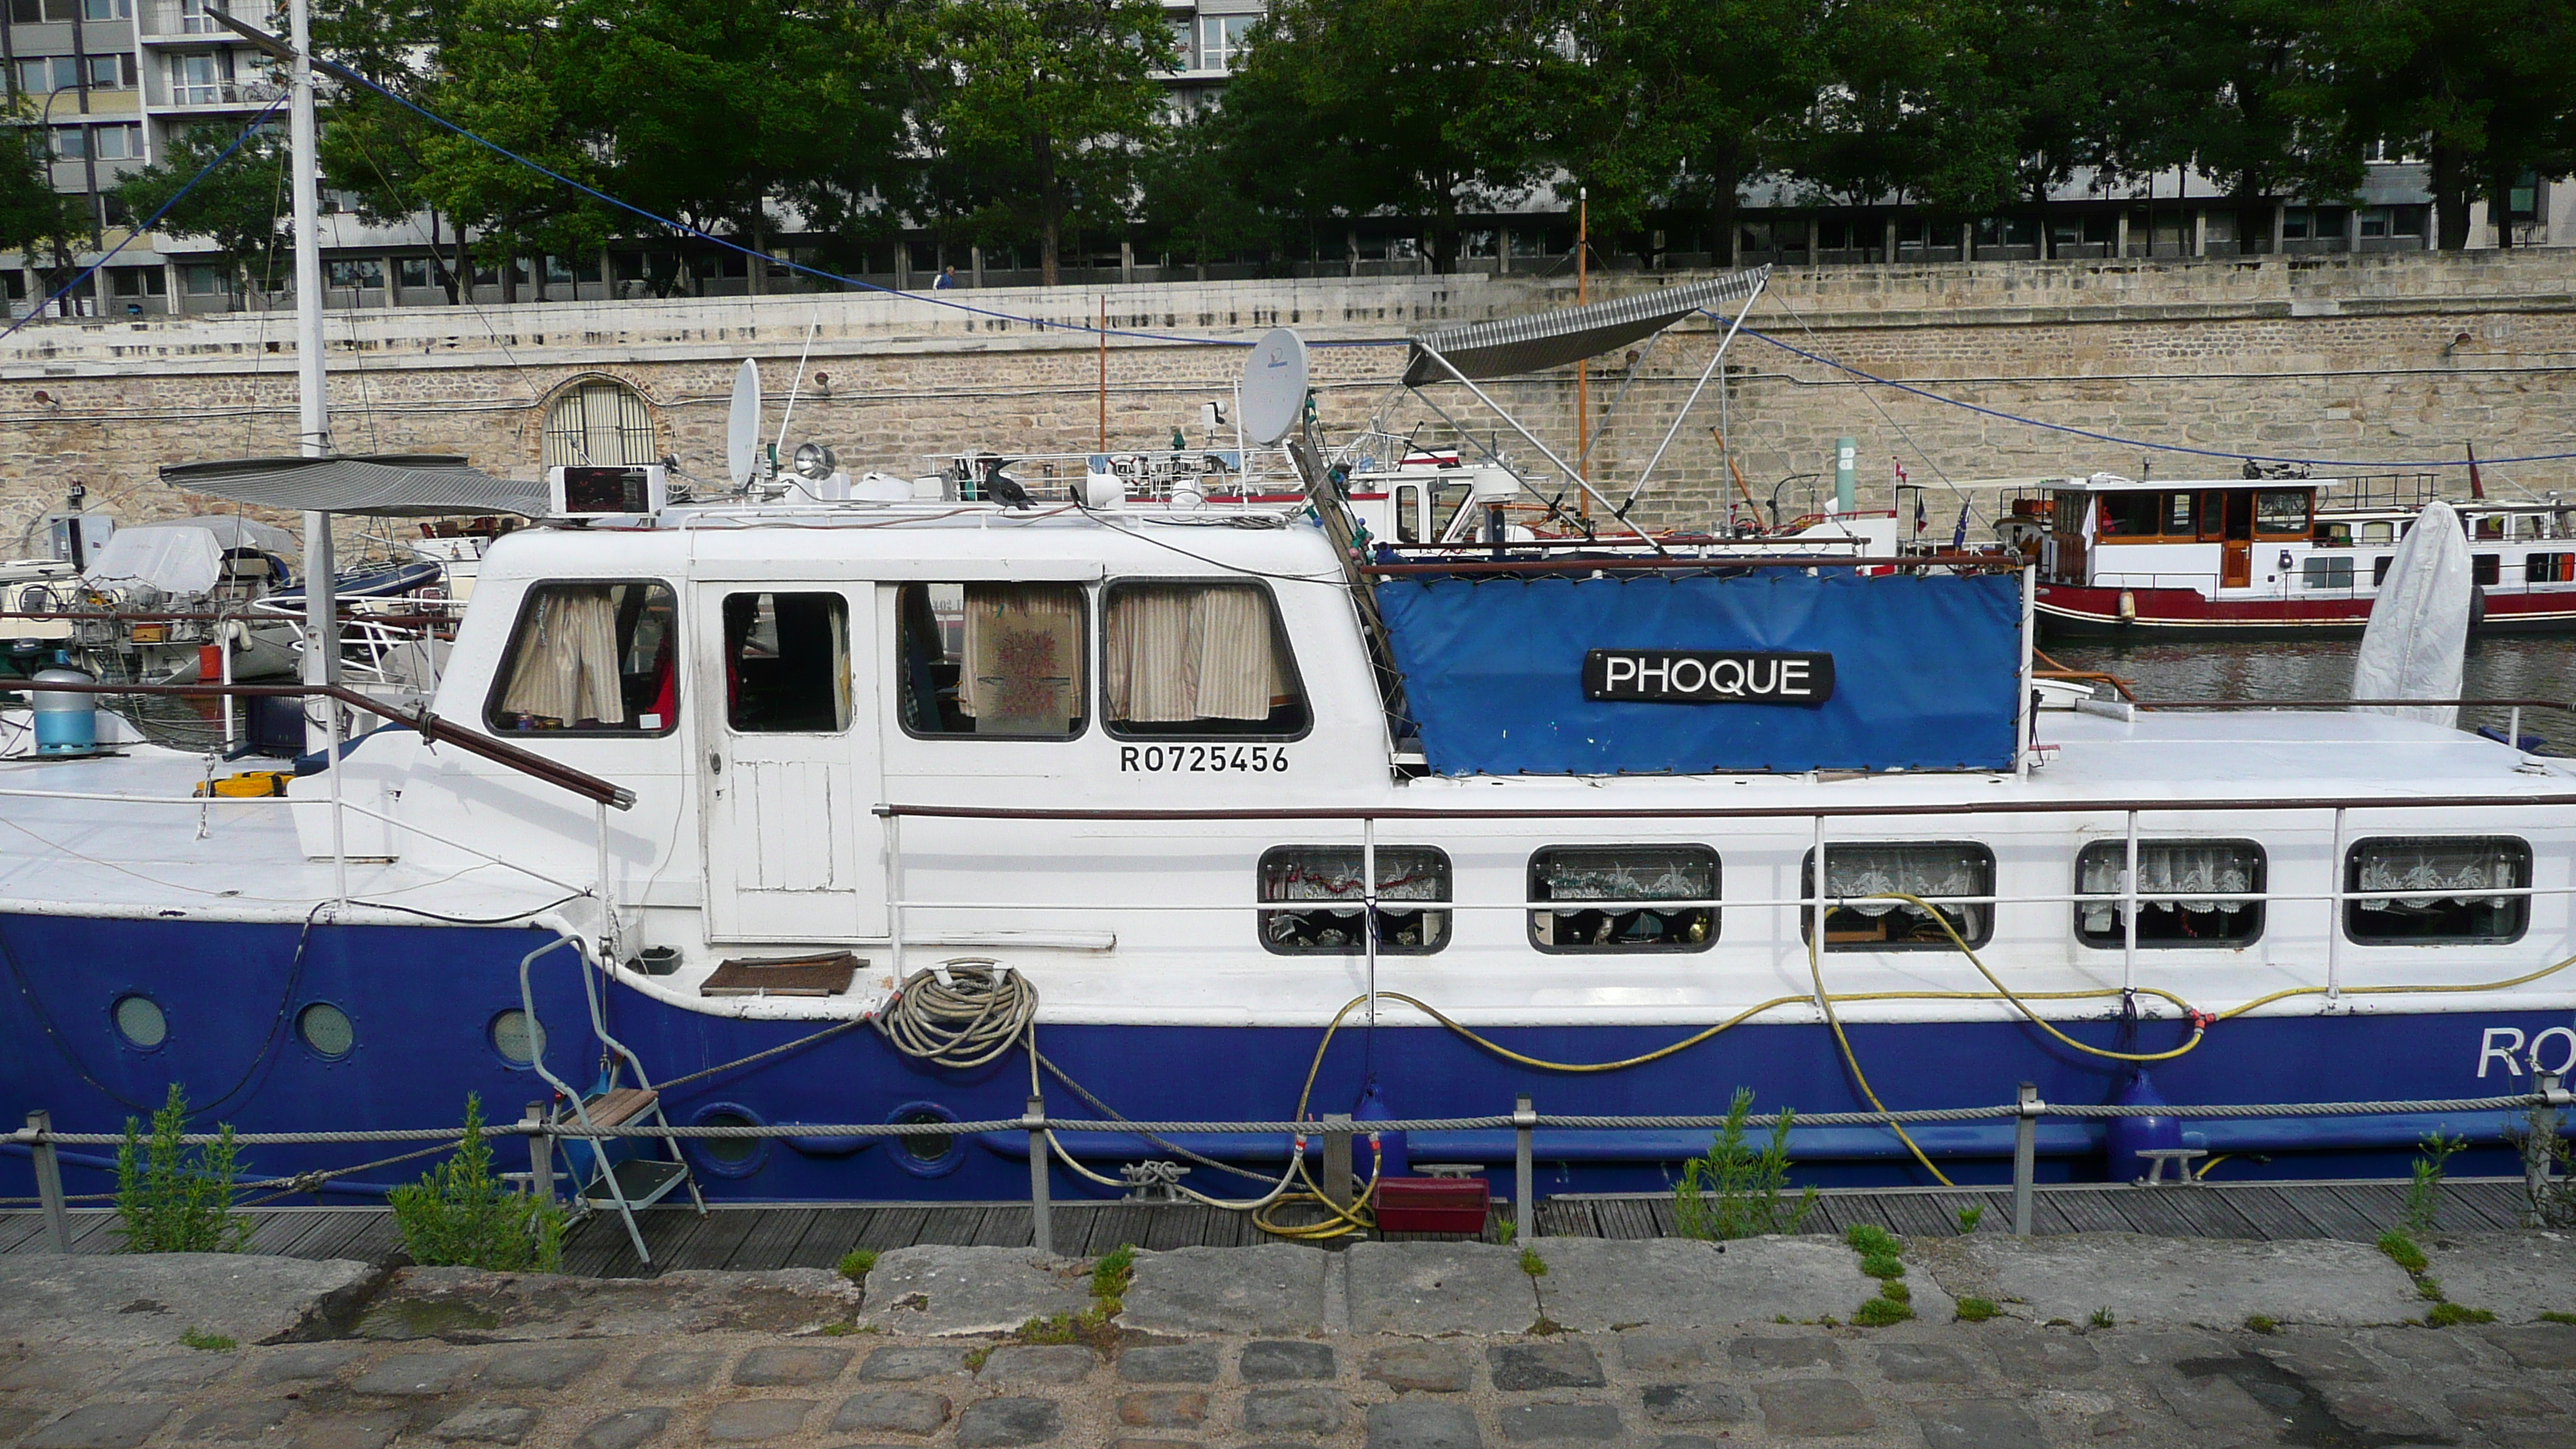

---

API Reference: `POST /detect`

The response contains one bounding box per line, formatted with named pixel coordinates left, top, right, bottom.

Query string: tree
left=922, top=0, right=1173, bottom=286
left=1137, top=107, right=1279, bottom=278
left=0, top=118, right=84, bottom=303
left=2116, top=0, right=2362, bottom=211
left=1216, top=0, right=1553, bottom=274
left=115, top=122, right=293, bottom=305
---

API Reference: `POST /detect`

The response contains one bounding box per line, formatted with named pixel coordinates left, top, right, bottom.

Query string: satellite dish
left=727, top=359, right=762, bottom=487
left=1239, top=327, right=1307, bottom=446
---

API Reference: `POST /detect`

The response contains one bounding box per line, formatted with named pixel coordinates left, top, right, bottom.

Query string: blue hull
left=4, top=913, right=2567, bottom=1202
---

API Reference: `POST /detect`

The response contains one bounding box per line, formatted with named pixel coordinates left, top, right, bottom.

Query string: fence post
left=1513, top=1094, right=1536, bottom=1242
left=522, top=1102, right=552, bottom=1205
left=26, top=1111, right=68, bottom=1252
left=1322, top=1113, right=1354, bottom=1211
left=2012, top=1083, right=2040, bottom=1238
left=2527, top=1070, right=2566, bottom=1225
left=1024, top=1095, right=1052, bottom=1255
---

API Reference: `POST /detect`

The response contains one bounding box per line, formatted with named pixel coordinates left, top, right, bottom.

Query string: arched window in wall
left=540, top=379, right=657, bottom=468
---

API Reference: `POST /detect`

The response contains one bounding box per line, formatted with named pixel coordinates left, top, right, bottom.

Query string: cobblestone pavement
left=8, top=1312, right=2576, bottom=1448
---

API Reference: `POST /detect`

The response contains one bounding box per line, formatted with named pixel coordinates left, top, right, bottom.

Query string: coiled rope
left=872, top=958, right=1037, bottom=1070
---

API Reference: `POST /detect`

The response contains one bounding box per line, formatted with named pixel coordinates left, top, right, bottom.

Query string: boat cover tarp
left=2352, top=497, right=2470, bottom=728
left=1377, top=569, right=2023, bottom=775
left=83, top=516, right=298, bottom=596
left=161, top=454, right=549, bottom=517
left=1400, top=267, right=1768, bottom=388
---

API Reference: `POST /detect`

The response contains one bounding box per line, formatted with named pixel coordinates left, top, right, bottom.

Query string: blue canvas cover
left=1376, top=570, right=2023, bottom=775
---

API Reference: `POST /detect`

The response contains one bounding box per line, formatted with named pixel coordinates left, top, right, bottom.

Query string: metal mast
left=289, top=0, right=336, bottom=744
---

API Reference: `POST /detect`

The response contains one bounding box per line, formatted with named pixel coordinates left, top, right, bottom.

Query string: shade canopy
left=1401, top=266, right=1769, bottom=388
left=161, top=454, right=549, bottom=517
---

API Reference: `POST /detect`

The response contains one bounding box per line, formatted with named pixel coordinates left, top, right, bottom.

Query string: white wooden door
left=699, top=584, right=884, bottom=942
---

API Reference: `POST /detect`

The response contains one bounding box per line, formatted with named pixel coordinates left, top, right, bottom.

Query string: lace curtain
left=961, top=584, right=1082, bottom=728
left=1262, top=847, right=1448, bottom=903
left=1104, top=584, right=1287, bottom=723
left=1824, top=845, right=1985, bottom=920
left=1534, top=848, right=1714, bottom=903
left=2355, top=839, right=2526, bottom=912
left=2078, top=842, right=2259, bottom=933
left=498, top=587, right=626, bottom=726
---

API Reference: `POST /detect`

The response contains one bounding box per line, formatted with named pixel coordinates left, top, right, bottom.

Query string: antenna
left=727, top=359, right=762, bottom=487
left=1239, top=327, right=1308, bottom=447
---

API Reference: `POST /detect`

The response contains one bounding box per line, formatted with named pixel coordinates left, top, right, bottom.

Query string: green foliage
left=1843, top=1223, right=1899, bottom=1256
left=1091, top=1243, right=1137, bottom=1311
left=1518, top=1247, right=1548, bottom=1277
left=0, top=104, right=83, bottom=272
left=2425, top=1300, right=2496, bottom=1327
left=2243, top=1314, right=2278, bottom=1334
left=179, top=1327, right=237, bottom=1351
left=961, top=1344, right=994, bottom=1369
left=1858, top=1253, right=1905, bottom=1280
left=1494, top=1218, right=1517, bottom=1245
left=838, top=1249, right=879, bottom=1284
left=2402, top=1133, right=2466, bottom=1235
left=389, top=1094, right=564, bottom=1273
left=2377, top=1231, right=2429, bottom=1273
left=115, top=125, right=291, bottom=302
left=2417, top=1276, right=2448, bottom=1301
left=2088, top=1305, right=2117, bottom=1329
left=1673, top=1090, right=1817, bottom=1242
left=1854, top=1296, right=1913, bottom=1327
left=1954, top=1297, right=1999, bottom=1323
left=115, top=1084, right=251, bottom=1255
left=2539, top=1310, right=2576, bottom=1325
left=1879, top=1279, right=1910, bottom=1303
left=1955, top=1204, right=1985, bottom=1235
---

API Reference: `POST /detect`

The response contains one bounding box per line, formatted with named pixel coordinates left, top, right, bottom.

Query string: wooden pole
left=1098, top=297, right=1108, bottom=451
left=1575, top=188, right=1589, bottom=516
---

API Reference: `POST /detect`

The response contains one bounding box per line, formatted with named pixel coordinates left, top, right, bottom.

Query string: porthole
left=489, top=1009, right=545, bottom=1067
left=687, top=1102, right=770, bottom=1179
left=112, top=995, right=166, bottom=1050
left=296, top=1002, right=355, bottom=1059
left=887, top=1100, right=963, bottom=1177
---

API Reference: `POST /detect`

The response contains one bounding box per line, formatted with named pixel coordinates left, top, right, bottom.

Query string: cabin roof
left=2053, top=474, right=2341, bottom=494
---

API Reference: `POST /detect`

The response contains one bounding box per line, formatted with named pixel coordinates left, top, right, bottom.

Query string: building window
left=721, top=592, right=850, bottom=733
left=183, top=263, right=225, bottom=296
left=169, top=53, right=224, bottom=107
left=91, top=125, right=142, bottom=161
left=84, top=54, right=131, bottom=91
left=1801, top=843, right=1995, bottom=949
left=2301, top=556, right=2352, bottom=590
left=896, top=582, right=1086, bottom=738
left=1101, top=581, right=1306, bottom=738
left=1528, top=845, right=1718, bottom=953
left=83, top=0, right=132, bottom=17
left=48, top=127, right=84, bottom=161
left=1197, top=14, right=1254, bottom=70
left=108, top=266, right=164, bottom=296
left=327, top=259, right=383, bottom=289
left=2346, top=837, right=2529, bottom=944
left=2075, top=841, right=2264, bottom=947
left=396, top=255, right=436, bottom=289
left=485, top=581, right=679, bottom=735
left=1259, top=844, right=1451, bottom=954
left=540, top=378, right=656, bottom=468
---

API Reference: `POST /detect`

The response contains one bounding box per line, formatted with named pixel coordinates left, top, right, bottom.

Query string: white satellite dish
left=1239, top=327, right=1308, bottom=446
left=727, top=359, right=763, bottom=487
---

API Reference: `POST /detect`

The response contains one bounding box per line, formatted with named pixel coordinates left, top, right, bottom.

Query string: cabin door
left=697, top=584, right=886, bottom=943
left=2218, top=492, right=2255, bottom=588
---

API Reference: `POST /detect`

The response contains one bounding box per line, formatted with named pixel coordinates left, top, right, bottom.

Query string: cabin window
left=2255, top=491, right=2311, bottom=536
left=1527, top=845, right=1718, bottom=953
left=2094, top=492, right=2160, bottom=538
left=1102, top=581, right=1309, bottom=738
left=2301, top=557, right=2353, bottom=591
left=1395, top=483, right=1422, bottom=543
left=896, top=582, right=1087, bottom=738
left=2362, top=521, right=2395, bottom=546
left=1800, top=844, right=1994, bottom=949
left=2373, top=556, right=2395, bottom=586
left=721, top=592, right=849, bottom=733
left=1258, top=845, right=1450, bottom=954
left=2474, top=515, right=2506, bottom=540
left=2526, top=552, right=2575, bottom=584
left=2315, top=522, right=2352, bottom=547
left=486, top=581, right=678, bottom=735
left=2473, top=553, right=2502, bottom=586
left=2075, top=841, right=2264, bottom=947
left=2346, top=837, right=2530, bottom=944
left=2165, top=492, right=2194, bottom=535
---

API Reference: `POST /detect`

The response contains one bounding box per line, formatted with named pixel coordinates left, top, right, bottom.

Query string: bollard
left=1024, top=1096, right=1052, bottom=1255
left=27, top=1110, right=68, bottom=1252
left=522, top=1103, right=553, bottom=1205
left=1322, top=1112, right=1354, bottom=1211
left=1512, top=1094, right=1536, bottom=1243
left=2012, top=1083, right=2040, bottom=1237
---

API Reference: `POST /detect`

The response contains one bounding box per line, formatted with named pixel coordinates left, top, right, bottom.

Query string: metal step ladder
left=519, top=938, right=705, bottom=1266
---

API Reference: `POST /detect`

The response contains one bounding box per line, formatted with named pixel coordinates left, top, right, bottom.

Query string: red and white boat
left=2021, top=471, right=2576, bottom=637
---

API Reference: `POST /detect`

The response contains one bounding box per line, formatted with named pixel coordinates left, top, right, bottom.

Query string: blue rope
left=0, top=94, right=289, bottom=347
left=1740, top=323, right=2576, bottom=471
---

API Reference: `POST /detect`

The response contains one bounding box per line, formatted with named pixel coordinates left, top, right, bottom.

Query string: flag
left=1953, top=502, right=1971, bottom=550
left=2467, top=440, right=2485, bottom=501
left=1894, top=458, right=1910, bottom=485
left=1914, top=492, right=1927, bottom=533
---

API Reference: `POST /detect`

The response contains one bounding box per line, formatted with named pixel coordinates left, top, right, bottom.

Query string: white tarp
left=81, top=516, right=296, bottom=597
left=2352, top=498, right=2471, bottom=728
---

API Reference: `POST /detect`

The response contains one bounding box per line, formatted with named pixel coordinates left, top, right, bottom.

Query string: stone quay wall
left=0, top=248, right=2568, bottom=547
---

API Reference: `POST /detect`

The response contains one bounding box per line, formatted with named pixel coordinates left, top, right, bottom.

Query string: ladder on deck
left=519, top=939, right=705, bottom=1266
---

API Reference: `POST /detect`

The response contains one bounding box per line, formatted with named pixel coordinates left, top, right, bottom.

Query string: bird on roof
left=978, top=456, right=1033, bottom=510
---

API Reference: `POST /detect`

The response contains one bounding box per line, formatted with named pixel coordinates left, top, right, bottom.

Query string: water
left=2045, top=635, right=2576, bottom=745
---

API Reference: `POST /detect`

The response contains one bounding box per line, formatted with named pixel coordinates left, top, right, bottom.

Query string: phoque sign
left=1583, top=649, right=1835, bottom=705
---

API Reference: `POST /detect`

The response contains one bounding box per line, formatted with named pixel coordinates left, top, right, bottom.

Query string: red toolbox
left=1373, top=1177, right=1492, bottom=1234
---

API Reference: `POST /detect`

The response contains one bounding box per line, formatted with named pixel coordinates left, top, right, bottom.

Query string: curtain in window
left=2356, top=841, right=2523, bottom=912
left=2078, top=844, right=2258, bottom=933
left=498, top=587, right=625, bottom=725
left=1262, top=848, right=1447, bottom=903
left=960, top=584, right=1081, bottom=726
left=1825, top=846, right=1985, bottom=920
left=1104, top=584, right=1286, bottom=722
left=1534, top=848, right=1713, bottom=902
